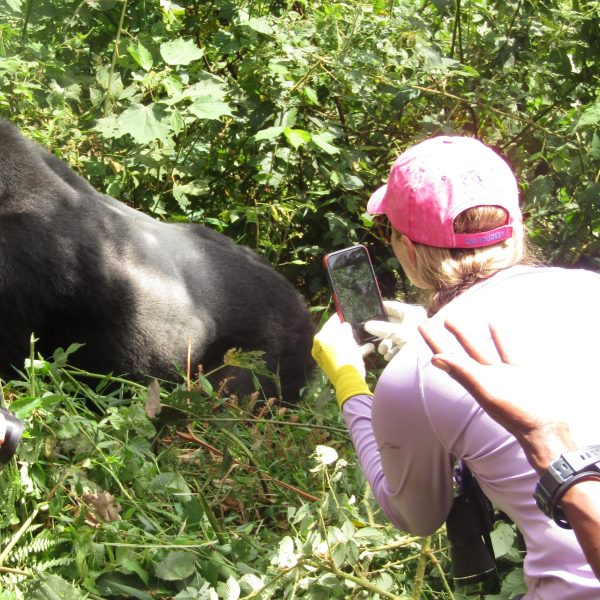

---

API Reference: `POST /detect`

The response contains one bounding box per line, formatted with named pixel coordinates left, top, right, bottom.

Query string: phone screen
left=324, top=245, right=387, bottom=343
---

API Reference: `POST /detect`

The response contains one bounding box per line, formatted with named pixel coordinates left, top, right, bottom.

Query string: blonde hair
left=407, top=206, right=539, bottom=315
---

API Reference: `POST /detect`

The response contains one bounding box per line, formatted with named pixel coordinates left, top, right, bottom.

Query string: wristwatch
left=534, top=445, right=600, bottom=529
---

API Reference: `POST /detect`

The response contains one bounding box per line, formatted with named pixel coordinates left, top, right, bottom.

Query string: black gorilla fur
left=0, top=122, right=314, bottom=403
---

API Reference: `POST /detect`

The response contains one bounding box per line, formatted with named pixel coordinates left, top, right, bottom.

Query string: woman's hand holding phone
left=311, top=314, right=374, bottom=407
left=323, top=245, right=388, bottom=345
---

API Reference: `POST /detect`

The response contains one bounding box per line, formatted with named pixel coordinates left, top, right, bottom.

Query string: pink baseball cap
left=367, top=136, right=522, bottom=249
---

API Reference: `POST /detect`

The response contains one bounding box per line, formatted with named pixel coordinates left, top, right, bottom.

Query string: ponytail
left=407, top=206, right=540, bottom=316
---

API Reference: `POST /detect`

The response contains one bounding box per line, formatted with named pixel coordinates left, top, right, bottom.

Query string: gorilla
left=0, top=121, right=314, bottom=403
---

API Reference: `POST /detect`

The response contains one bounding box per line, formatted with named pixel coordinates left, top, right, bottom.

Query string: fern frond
left=5, top=530, right=65, bottom=566
left=31, top=555, right=74, bottom=571
left=0, top=464, right=22, bottom=528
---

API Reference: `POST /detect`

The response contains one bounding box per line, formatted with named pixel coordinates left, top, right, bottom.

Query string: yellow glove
left=311, top=314, right=373, bottom=407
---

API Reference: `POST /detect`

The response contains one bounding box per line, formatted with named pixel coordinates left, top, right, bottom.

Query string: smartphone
left=323, top=245, right=387, bottom=344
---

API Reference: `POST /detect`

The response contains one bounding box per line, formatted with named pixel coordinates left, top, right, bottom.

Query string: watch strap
left=534, top=444, right=600, bottom=528
left=548, top=471, right=600, bottom=529
left=561, top=445, right=600, bottom=472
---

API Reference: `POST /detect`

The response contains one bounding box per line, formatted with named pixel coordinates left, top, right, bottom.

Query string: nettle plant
left=0, top=350, right=527, bottom=599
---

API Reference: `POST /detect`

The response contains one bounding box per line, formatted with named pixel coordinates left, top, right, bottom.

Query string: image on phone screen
left=324, top=245, right=387, bottom=343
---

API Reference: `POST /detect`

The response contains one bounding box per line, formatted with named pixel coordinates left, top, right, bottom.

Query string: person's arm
left=312, top=314, right=453, bottom=535
left=419, top=319, right=600, bottom=579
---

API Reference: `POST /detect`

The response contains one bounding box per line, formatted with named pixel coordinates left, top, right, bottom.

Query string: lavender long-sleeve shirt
left=342, top=265, right=600, bottom=599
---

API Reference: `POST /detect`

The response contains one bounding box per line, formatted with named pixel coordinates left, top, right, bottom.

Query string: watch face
left=535, top=446, right=600, bottom=522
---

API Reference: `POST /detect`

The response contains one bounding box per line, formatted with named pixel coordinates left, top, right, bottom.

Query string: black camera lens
left=0, top=408, right=23, bottom=464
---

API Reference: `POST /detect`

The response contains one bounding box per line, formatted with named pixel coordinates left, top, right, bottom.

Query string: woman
left=312, top=136, right=600, bottom=598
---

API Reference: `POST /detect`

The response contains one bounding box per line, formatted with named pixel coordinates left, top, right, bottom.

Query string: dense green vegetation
left=0, top=0, right=598, bottom=598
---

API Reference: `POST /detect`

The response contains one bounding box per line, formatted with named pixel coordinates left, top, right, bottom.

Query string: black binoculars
left=446, top=463, right=500, bottom=593
left=0, top=407, right=23, bottom=464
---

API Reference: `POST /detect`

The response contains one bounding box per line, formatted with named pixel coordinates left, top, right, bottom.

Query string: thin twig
left=20, top=0, right=34, bottom=39
left=0, top=505, right=42, bottom=565
left=176, top=429, right=321, bottom=502
left=187, top=336, right=193, bottom=391
left=0, top=565, right=31, bottom=577
left=411, top=536, right=430, bottom=600
left=451, top=0, right=463, bottom=62
left=102, top=540, right=218, bottom=549
left=104, top=0, right=128, bottom=117
left=305, top=558, right=410, bottom=599
left=425, top=547, right=454, bottom=597
left=370, top=535, right=423, bottom=552
left=407, top=83, right=563, bottom=138
left=171, top=414, right=348, bottom=435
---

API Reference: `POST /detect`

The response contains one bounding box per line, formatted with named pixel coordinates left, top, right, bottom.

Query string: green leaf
left=23, top=358, right=49, bottom=373
left=5, top=0, right=22, bottom=12
left=160, top=39, right=204, bottom=66
left=217, top=576, right=241, bottom=600
left=338, top=173, right=364, bottom=190
left=119, top=557, right=150, bottom=585
left=53, top=343, right=85, bottom=368
left=279, top=108, right=298, bottom=127
left=187, top=97, right=233, bottom=120
left=150, top=472, right=192, bottom=499
left=128, top=41, right=154, bottom=71
left=353, top=527, right=384, bottom=542
left=575, top=101, right=600, bottom=130
left=96, top=64, right=124, bottom=95
left=284, top=128, right=311, bottom=149
left=174, top=586, right=216, bottom=599
left=590, top=132, right=600, bottom=161
left=30, top=574, right=84, bottom=600
left=311, top=132, right=340, bottom=155
left=96, top=573, right=153, bottom=600
left=374, top=572, right=394, bottom=593
left=155, top=551, right=197, bottom=581
left=430, top=0, right=452, bottom=13
left=500, top=567, right=527, bottom=597
left=254, top=126, right=285, bottom=141
left=245, top=17, right=274, bottom=35
left=490, top=521, right=516, bottom=558
left=93, top=114, right=122, bottom=139
left=304, top=86, right=319, bottom=105
left=119, top=103, right=172, bottom=144
left=11, top=393, right=63, bottom=419
left=275, top=536, right=298, bottom=568
left=199, top=376, right=214, bottom=394
left=182, top=75, right=229, bottom=101
left=173, top=180, right=210, bottom=210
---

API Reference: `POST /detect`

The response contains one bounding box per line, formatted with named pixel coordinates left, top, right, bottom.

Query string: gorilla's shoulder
left=0, top=120, right=37, bottom=159
left=0, top=119, right=21, bottom=138
left=0, top=120, right=98, bottom=203
left=172, top=222, right=273, bottom=264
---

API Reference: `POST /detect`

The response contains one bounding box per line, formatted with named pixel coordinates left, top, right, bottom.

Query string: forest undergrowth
left=0, top=341, right=526, bottom=599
